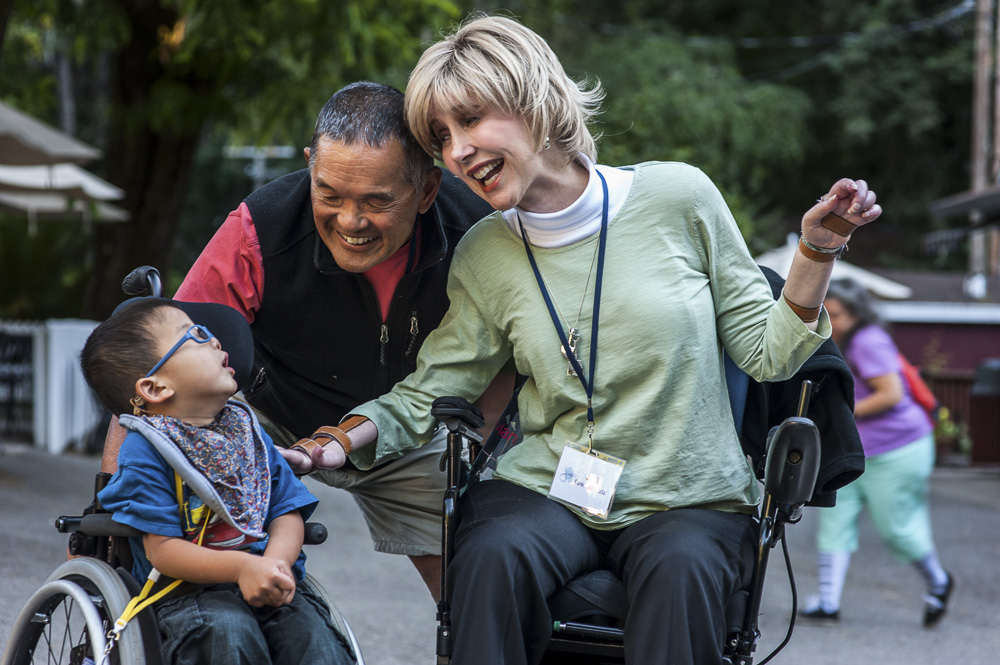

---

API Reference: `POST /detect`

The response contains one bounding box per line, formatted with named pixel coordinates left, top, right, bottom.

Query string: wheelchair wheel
left=1, top=558, right=146, bottom=665
left=301, top=573, right=365, bottom=665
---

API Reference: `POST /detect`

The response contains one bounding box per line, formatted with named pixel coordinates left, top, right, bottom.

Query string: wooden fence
left=926, top=370, right=975, bottom=426
left=926, top=369, right=1000, bottom=464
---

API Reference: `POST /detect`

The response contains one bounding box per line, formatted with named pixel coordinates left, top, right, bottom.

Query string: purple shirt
left=847, top=325, right=933, bottom=457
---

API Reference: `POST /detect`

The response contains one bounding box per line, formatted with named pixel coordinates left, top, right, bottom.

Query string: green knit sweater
left=352, top=161, right=830, bottom=528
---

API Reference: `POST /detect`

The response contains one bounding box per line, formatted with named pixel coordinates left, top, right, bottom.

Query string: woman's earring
left=544, top=136, right=550, bottom=150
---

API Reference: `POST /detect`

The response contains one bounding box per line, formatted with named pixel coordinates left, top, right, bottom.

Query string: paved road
left=1, top=444, right=998, bottom=664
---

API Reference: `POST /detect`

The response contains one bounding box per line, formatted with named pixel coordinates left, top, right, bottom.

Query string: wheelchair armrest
left=59, top=513, right=328, bottom=546
left=56, top=513, right=143, bottom=538
left=762, top=416, right=820, bottom=507
left=432, top=396, right=485, bottom=431
left=304, top=522, right=328, bottom=545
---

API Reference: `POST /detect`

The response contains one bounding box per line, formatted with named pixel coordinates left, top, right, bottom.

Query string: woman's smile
left=470, top=158, right=505, bottom=191
left=434, top=109, right=587, bottom=212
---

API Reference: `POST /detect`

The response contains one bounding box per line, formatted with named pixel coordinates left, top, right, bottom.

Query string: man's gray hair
left=310, top=82, right=433, bottom=189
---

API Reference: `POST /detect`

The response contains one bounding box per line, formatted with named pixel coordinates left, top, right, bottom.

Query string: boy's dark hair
left=80, top=299, right=181, bottom=416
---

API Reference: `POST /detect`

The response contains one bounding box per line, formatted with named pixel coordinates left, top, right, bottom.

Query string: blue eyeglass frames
left=145, top=324, right=215, bottom=377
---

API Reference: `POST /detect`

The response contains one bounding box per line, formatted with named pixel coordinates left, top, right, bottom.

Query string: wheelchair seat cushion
left=547, top=569, right=627, bottom=624
left=546, top=567, right=751, bottom=633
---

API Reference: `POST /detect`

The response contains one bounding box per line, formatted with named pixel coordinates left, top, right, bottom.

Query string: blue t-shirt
left=98, top=422, right=318, bottom=583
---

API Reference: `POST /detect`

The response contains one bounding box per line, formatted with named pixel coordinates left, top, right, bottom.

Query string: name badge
left=548, top=442, right=626, bottom=520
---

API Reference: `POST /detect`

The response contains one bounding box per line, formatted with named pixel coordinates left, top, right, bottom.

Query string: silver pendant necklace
left=518, top=215, right=601, bottom=376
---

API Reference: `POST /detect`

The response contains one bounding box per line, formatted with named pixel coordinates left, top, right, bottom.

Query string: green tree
left=571, top=26, right=811, bottom=248
left=1, top=0, right=460, bottom=318
left=461, top=1, right=975, bottom=261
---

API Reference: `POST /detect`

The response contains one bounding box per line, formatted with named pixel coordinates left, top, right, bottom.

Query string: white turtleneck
left=502, top=155, right=634, bottom=248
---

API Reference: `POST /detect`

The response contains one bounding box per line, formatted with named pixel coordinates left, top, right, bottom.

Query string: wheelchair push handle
left=121, top=265, right=162, bottom=297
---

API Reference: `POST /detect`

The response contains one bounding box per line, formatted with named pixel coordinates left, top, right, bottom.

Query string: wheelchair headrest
left=111, top=297, right=255, bottom=392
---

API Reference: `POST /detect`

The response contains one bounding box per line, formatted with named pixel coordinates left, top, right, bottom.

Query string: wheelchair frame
left=1, top=266, right=365, bottom=665
left=430, top=380, right=821, bottom=665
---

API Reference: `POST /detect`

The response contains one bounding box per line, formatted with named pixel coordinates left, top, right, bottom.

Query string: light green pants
left=816, top=434, right=936, bottom=563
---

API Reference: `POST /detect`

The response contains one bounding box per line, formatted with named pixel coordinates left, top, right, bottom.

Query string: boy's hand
left=236, top=555, right=296, bottom=607
left=281, top=447, right=315, bottom=474
left=279, top=439, right=348, bottom=473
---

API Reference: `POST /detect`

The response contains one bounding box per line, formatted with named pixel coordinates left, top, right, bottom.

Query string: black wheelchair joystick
left=727, top=380, right=821, bottom=665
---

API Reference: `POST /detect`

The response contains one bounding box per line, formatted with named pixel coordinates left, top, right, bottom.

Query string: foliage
left=460, top=0, right=976, bottom=257
left=1, top=0, right=462, bottom=318
left=568, top=25, right=811, bottom=247
left=0, top=0, right=982, bottom=318
left=933, top=405, right=972, bottom=455
left=0, top=216, right=92, bottom=320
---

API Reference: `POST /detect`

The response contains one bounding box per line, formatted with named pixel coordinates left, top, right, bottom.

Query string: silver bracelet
left=800, top=234, right=848, bottom=259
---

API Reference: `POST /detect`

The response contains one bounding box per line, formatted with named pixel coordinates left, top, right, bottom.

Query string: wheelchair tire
left=301, top=573, right=365, bottom=665
left=1, top=558, right=147, bottom=665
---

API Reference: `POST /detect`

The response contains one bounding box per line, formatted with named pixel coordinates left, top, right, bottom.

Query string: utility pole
left=994, top=0, right=1000, bottom=274
left=971, top=0, right=996, bottom=275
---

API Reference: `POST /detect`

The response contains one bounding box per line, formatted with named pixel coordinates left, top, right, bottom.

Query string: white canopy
left=0, top=191, right=129, bottom=235
left=0, top=100, right=101, bottom=166
left=0, top=163, right=124, bottom=201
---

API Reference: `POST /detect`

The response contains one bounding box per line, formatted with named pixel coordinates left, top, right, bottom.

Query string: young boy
left=81, top=297, right=354, bottom=664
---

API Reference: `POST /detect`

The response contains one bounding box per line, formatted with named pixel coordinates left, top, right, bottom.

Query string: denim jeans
left=155, top=581, right=355, bottom=664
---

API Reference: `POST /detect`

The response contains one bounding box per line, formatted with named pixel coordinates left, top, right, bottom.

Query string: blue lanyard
left=518, top=171, right=609, bottom=425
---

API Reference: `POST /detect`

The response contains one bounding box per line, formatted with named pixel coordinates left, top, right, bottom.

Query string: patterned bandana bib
left=145, top=405, right=269, bottom=538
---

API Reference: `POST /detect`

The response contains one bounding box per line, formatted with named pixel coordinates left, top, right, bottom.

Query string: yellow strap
left=112, top=473, right=212, bottom=635
left=113, top=575, right=183, bottom=634
left=175, top=471, right=184, bottom=515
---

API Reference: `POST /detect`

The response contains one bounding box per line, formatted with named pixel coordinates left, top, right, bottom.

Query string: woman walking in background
left=801, top=278, right=953, bottom=628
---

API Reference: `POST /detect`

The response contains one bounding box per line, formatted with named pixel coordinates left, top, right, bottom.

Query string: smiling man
left=175, top=82, right=493, bottom=600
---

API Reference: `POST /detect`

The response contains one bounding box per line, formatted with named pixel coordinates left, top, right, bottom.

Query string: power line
left=685, top=0, right=975, bottom=51
left=729, top=0, right=977, bottom=82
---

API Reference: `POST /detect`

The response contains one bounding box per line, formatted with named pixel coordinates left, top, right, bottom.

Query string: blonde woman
left=287, top=15, right=882, bottom=663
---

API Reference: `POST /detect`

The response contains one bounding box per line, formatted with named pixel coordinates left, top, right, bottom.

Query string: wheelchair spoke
left=16, top=585, right=116, bottom=665
left=5, top=560, right=145, bottom=665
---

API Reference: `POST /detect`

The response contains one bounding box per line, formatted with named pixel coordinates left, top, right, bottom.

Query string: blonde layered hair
left=405, top=15, right=603, bottom=161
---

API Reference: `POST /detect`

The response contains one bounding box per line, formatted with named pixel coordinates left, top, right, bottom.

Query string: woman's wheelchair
left=430, top=362, right=824, bottom=665
left=0, top=266, right=365, bottom=665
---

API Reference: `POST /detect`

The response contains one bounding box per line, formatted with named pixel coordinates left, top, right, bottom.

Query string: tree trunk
left=82, top=1, right=204, bottom=319
left=0, top=0, right=13, bottom=58
left=84, top=129, right=200, bottom=319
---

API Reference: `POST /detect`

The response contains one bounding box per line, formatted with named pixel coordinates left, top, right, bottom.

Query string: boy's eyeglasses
left=145, top=324, right=215, bottom=377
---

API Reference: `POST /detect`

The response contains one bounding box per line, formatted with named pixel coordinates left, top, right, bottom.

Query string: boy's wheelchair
left=0, top=266, right=365, bottom=665
left=1, top=489, right=360, bottom=665
left=430, top=366, right=824, bottom=665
